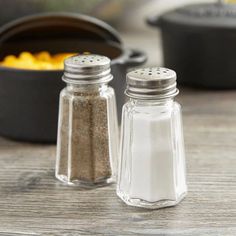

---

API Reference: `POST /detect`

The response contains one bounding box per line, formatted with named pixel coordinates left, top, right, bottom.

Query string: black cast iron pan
left=0, top=13, right=147, bottom=142
left=147, top=2, right=236, bottom=88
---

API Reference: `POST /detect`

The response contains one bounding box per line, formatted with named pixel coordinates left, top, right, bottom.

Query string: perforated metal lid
left=63, top=54, right=113, bottom=84
left=126, top=67, right=179, bottom=99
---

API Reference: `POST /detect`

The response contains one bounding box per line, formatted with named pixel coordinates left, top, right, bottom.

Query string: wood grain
left=0, top=87, right=236, bottom=235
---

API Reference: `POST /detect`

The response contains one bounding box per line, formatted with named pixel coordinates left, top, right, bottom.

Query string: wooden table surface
left=0, top=87, right=236, bottom=236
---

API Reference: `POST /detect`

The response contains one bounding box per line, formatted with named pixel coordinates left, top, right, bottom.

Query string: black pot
left=147, top=2, right=236, bottom=88
left=0, top=13, right=147, bottom=142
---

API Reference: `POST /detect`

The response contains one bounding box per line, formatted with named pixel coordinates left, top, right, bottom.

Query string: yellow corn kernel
left=19, top=52, right=35, bottom=61
left=0, top=51, right=82, bottom=70
left=35, top=51, right=51, bottom=62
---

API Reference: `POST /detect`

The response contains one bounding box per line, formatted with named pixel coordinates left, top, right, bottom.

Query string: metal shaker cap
left=125, top=67, right=179, bottom=99
left=63, top=54, right=113, bottom=84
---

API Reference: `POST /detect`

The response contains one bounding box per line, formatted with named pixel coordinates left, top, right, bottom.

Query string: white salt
left=129, top=111, right=177, bottom=202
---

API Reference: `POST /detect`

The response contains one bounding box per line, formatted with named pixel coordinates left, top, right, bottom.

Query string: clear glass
left=117, top=98, right=187, bottom=208
left=56, top=82, right=119, bottom=187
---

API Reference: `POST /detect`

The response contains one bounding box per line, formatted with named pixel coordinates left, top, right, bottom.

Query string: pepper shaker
left=56, top=54, right=119, bottom=187
left=117, top=67, right=187, bottom=208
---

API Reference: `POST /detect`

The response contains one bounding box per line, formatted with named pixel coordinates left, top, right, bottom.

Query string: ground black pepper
left=55, top=54, right=118, bottom=187
left=56, top=88, right=112, bottom=185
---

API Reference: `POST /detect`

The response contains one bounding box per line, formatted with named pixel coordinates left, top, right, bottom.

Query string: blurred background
left=0, top=0, right=219, bottom=66
left=0, top=0, right=235, bottom=65
left=0, top=0, right=236, bottom=142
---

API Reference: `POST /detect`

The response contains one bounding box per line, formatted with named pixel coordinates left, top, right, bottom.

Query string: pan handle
left=146, top=15, right=161, bottom=27
left=121, top=49, right=147, bottom=68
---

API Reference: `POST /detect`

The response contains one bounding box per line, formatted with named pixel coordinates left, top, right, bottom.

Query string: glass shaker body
left=117, top=67, right=187, bottom=208
left=56, top=55, right=119, bottom=187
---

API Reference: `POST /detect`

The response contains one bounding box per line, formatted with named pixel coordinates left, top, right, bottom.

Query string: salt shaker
left=56, top=54, right=119, bottom=187
left=117, top=67, right=187, bottom=209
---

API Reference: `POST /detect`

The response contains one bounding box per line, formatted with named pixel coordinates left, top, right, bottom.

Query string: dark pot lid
left=148, top=2, right=236, bottom=30
left=0, top=12, right=122, bottom=44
